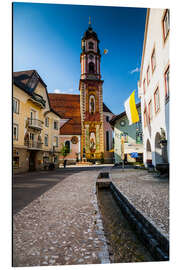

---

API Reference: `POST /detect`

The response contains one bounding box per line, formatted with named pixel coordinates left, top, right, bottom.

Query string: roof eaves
left=139, top=8, right=150, bottom=87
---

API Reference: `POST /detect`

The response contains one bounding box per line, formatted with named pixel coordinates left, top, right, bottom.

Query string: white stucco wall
left=138, top=9, right=169, bottom=167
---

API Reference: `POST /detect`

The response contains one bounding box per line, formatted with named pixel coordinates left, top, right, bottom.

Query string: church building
left=49, top=20, right=114, bottom=164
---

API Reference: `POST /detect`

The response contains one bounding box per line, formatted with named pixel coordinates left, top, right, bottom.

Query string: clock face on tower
left=120, top=120, right=126, bottom=127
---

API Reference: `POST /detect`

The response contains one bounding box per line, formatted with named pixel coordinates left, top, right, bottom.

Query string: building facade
left=13, top=70, right=61, bottom=173
left=138, top=9, right=169, bottom=167
left=110, top=104, right=143, bottom=164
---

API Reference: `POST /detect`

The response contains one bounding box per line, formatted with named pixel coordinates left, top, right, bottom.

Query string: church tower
left=79, top=18, right=104, bottom=161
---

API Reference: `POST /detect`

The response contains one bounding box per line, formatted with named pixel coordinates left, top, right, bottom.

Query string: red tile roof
left=48, top=93, right=113, bottom=135
left=48, top=94, right=81, bottom=135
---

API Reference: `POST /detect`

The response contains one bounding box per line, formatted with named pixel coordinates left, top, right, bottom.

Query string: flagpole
left=121, top=135, right=125, bottom=170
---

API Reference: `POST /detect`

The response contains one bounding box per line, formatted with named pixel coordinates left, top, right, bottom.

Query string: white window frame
left=163, top=9, right=170, bottom=41
left=151, top=48, right=156, bottom=73
left=154, top=87, right=160, bottom=113
left=13, top=98, right=19, bottom=114
left=45, top=117, right=49, bottom=127
left=165, top=66, right=169, bottom=98
left=54, top=120, right=58, bottom=130
left=44, top=134, right=48, bottom=146
left=13, top=124, right=18, bottom=140
left=54, top=136, right=58, bottom=147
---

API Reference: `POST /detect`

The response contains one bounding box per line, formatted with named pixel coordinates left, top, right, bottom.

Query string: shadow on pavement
left=13, top=166, right=109, bottom=215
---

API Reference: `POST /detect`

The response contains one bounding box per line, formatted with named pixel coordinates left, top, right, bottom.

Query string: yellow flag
left=124, top=91, right=139, bottom=125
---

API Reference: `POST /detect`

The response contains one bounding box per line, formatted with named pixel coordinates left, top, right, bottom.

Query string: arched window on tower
left=89, top=62, right=95, bottom=73
left=88, top=42, right=94, bottom=50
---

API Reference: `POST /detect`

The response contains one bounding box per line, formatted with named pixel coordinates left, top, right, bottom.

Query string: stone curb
left=91, top=178, right=110, bottom=264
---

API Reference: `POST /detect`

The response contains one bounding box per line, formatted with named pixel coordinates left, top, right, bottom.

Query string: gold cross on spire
left=89, top=16, right=91, bottom=26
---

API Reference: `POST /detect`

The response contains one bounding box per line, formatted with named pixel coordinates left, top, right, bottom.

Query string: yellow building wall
left=13, top=82, right=61, bottom=172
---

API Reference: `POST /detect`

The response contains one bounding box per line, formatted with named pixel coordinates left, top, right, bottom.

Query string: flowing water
left=98, top=188, right=155, bottom=263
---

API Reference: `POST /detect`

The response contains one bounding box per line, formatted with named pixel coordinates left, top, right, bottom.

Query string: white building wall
left=138, top=9, right=169, bottom=167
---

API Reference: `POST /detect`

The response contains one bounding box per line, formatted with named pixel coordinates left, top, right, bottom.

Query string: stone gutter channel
left=95, top=172, right=169, bottom=262
left=92, top=175, right=110, bottom=264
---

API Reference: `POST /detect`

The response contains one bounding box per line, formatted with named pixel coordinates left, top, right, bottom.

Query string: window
left=13, top=124, right=18, bottom=140
left=65, top=141, right=70, bottom=153
left=88, top=42, right=94, bottom=50
left=147, top=65, right=150, bottom=85
left=89, top=54, right=94, bottom=60
left=30, top=133, right=35, bottom=141
left=13, top=98, right=19, bottom=114
left=13, top=156, right=19, bottom=168
left=54, top=120, right=58, bottom=130
left=144, top=109, right=147, bottom=127
left=27, top=74, right=38, bottom=91
left=44, top=134, right=48, bottom=146
left=89, top=62, right=95, bottom=73
left=136, top=113, right=142, bottom=130
left=45, top=117, right=49, bottom=127
left=143, top=79, right=146, bottom=95
left=106, top=131, right=110, bottom=151
left=154, top=87, right=160, bottom=113
left=163, top=9, right=170, bottom=41
left=151, top=48, right=156, bottom=73
left=123, top=132, right=128, bottom=143
left=30, top=109, right=36, bottom=120
left=106, top=116, right=109, bottom=122
left=54, top=136, right=58, bottom=147
left=136, top=132, right=143, bottom=144
left=164, top=66, right=169, bottom=98
left=148, top=100, right=153, bottom=121
left=121, top=132, right=128, bottom=143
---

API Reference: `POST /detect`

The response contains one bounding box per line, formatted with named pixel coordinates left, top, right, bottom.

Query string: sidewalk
left=110, top=168, right=169, bottom=238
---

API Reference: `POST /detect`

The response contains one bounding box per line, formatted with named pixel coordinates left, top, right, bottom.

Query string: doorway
left=29, top=151, right=36, bottom=171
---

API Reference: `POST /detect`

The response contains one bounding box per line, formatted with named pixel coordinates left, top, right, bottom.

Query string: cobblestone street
left=13, top=167, right=169, bottom=267
left=13, top=167, right=110, bottom=267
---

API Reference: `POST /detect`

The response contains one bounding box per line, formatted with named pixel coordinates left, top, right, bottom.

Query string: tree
left=59, top=143, right=69, bottom=160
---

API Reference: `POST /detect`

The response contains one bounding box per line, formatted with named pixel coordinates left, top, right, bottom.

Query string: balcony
left=25, top=140, right=43, bottom=150
left=30, top=93, right=46, bottom=108
left=27, top=118, right=43, bottom=130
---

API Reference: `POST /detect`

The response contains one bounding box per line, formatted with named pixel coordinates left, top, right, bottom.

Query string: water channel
left=98, top=187, right=155, bottom=263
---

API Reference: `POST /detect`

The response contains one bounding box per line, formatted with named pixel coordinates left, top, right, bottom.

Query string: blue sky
left=13, top=2, right=147, bottom=114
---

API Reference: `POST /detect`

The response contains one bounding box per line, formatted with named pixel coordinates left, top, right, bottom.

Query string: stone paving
left=13, top=166, right=169, bottom=267
left=110, top=168, right=169, bottom=238
left=13, top=168, right=109, bottom=267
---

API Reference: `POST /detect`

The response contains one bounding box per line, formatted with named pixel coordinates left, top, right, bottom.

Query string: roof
left=139, top=9, right=150, bottom=87
left=13, top=70, right=47, bottom=91
left=48, top=93, right=113, bottom=135
left=103, top=103, right=113, bottom=113
left=82, top=24, right=99, bottom=42
left=48, top=93, right=81, bottom=135
left=13, top=70, right=49, bottom=108
left=13, top=70, right=35, bottom=94
left=109, top=102, right=141, bottom=126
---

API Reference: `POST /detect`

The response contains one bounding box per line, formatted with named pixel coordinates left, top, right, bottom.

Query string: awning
left=130, top=152, right=139, bottom=158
